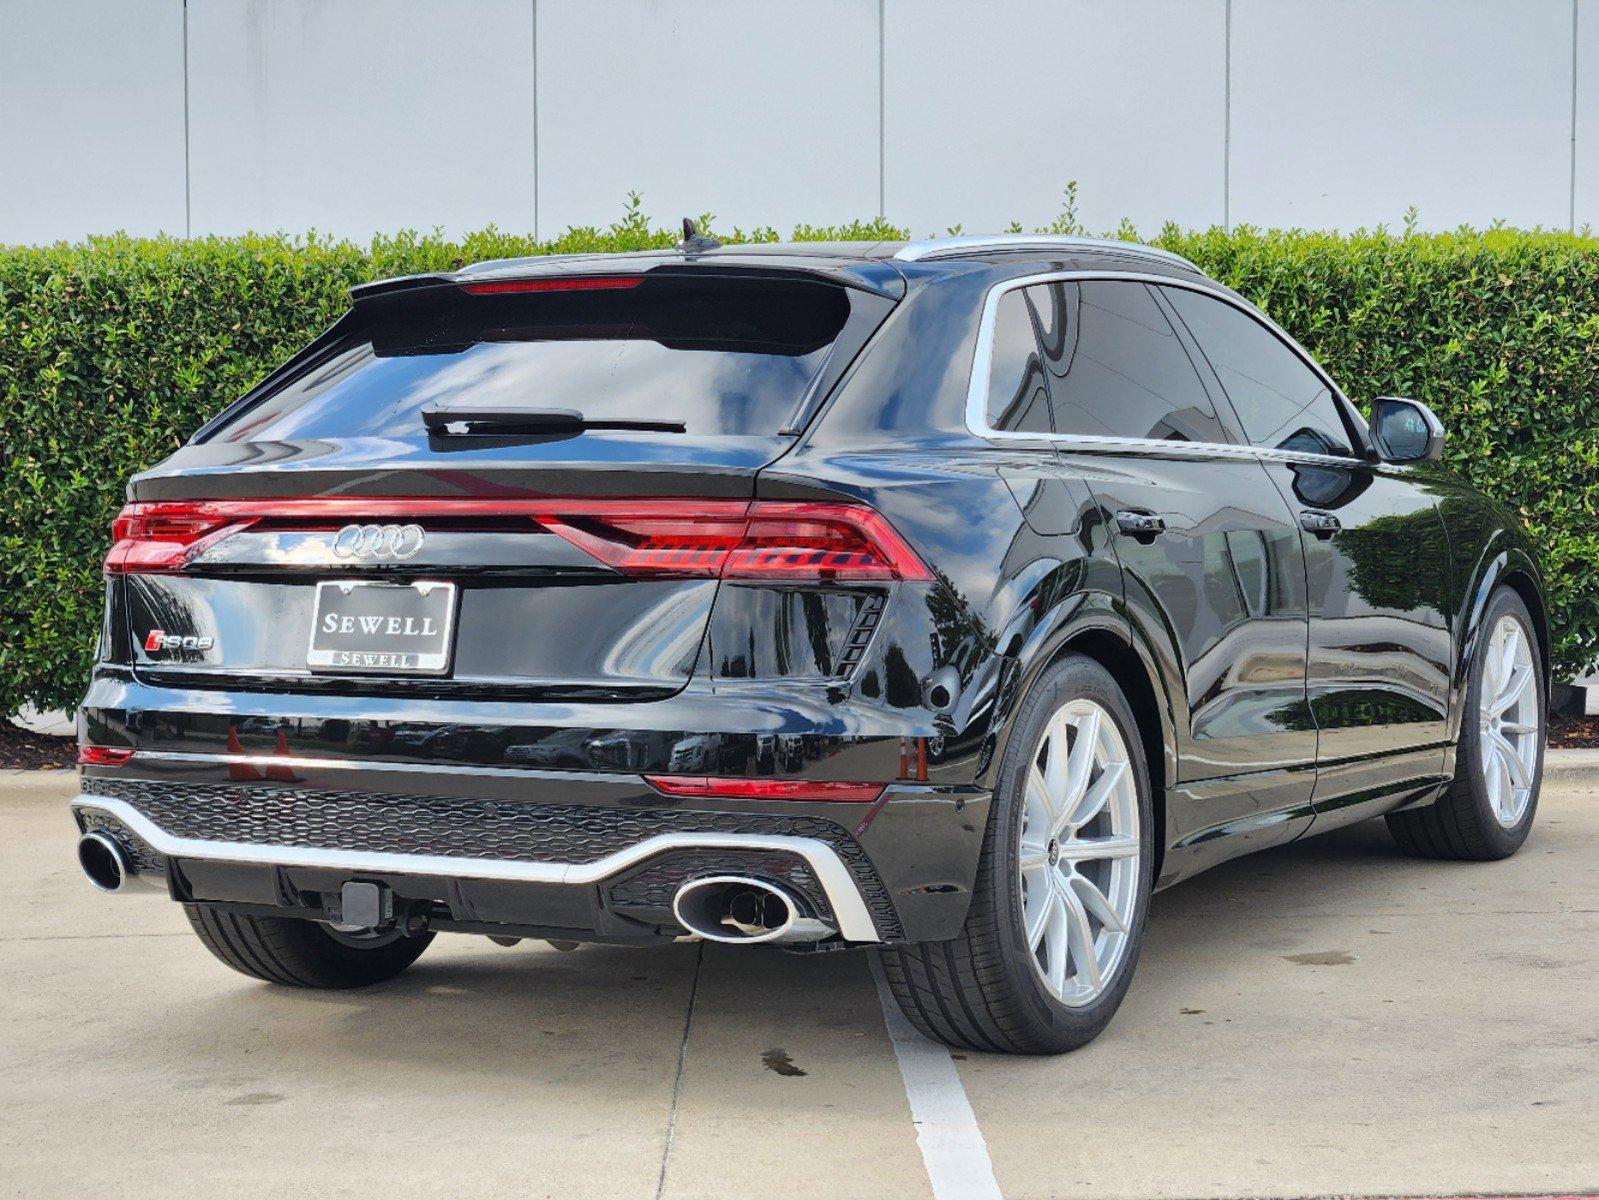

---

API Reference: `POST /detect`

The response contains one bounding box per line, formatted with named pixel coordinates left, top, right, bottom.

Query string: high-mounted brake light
left=104, top=497, right=932, bottom=583
left=644, top=776, right=885, bottom=803
left=77, top=746, right=134, bottom=767
left=458, top=276, right=644, bottom=295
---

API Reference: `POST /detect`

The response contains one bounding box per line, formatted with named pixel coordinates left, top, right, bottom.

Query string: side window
left=984, top=288, right=1052, bottom=433
left=1028, top=281, right=1078, bottom=377
left=1045, top=281, right=1226, bottom=443
left=1162, top=287, right=1354, bottom=457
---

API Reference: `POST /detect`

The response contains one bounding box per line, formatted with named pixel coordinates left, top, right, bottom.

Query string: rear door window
left=1161, top=287, right=1355, bottom=457
left=1040, top=281, right=1227, bottom=443
left=211, top=273, right=854, bottom=441
left=984, top=288, right=1053, bottom=434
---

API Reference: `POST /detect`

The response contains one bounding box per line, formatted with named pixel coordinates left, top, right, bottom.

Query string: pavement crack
left=654, top=940, right=704, bottom=1200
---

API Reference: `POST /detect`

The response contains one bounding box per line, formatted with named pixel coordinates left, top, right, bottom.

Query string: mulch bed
left=0, top=725, right=76, bottom=770
left=1550, top=712, right=1599, bottom=749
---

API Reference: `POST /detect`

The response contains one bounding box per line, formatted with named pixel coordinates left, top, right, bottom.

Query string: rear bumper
left=71, top=755, right=990, bottom=945
left=73, top=789, right=881, bottom=940
left=76, top=673, right=992, bottom=943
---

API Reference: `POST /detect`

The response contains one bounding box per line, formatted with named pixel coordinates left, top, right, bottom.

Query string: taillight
left=102, top=497, right=931, bottom=582
left=78, top=746, right=134, bottom=767
left=105, top=502, right=258, bottom=574
left=540, top=501, right=933, bottom=582
left=644, top=775, right=885, bottom=802
left=538, top=502, right=749, bottom=577
left=459, top=275, right=644, bottom=295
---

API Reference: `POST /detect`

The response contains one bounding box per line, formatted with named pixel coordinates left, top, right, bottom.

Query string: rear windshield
left=213, top=273, right=853, bottom=441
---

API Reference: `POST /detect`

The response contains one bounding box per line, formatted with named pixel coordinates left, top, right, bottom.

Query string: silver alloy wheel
left=1018, top=698, right=1141, bottom=1008
left=1479, top=613, right=1541, bottom=828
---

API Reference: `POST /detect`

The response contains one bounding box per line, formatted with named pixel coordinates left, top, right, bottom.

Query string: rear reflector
left=458, top=275, right=644, bottom=295
left=105, top=498, right=932, bottom=583
left=644, top=776, right=885, bottom=802
left=77, top=746, right=134, bottom=767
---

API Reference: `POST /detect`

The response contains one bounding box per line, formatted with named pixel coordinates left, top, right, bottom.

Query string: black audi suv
left=73, top=233, right=1548, bottom=1053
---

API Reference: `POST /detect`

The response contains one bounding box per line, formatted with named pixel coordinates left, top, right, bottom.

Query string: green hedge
left=4, top=202, right=1598, bottom=715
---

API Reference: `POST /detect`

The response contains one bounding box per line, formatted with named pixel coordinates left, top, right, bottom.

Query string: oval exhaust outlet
left=78, top=831, right=132, bottom=893
left=671, top=876, right=834, bottom=945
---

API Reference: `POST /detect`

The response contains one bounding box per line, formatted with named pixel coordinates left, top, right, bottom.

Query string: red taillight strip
left=105, top=498, right=933, bottom=582
left=78, top=746, right=134, bottom=767
left=459, top=276, right=644, bottom=295
left=644, top=776, right=886, bottom=803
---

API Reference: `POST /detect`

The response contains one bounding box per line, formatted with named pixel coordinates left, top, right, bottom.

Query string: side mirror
left=1370, top=397, right=1444, bottom=463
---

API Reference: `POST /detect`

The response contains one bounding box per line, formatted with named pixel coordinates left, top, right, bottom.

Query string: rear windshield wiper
left=421, top=404, right=686, bottom=435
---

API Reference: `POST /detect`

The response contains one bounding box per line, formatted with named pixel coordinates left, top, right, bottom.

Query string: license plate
left=306, top=581, right=457, bottom=675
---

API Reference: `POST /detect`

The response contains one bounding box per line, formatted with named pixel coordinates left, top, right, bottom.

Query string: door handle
left=1298, top=511, right=1341, bottom=538
left=1115, top=510, right=1166, bottom=538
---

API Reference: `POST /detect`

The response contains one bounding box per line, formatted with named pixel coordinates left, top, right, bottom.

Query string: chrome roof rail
left=891, top=234, right=1201, bottom=272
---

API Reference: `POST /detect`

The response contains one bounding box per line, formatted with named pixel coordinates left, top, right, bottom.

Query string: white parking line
left=870, top=955, right=1004, bottom=1200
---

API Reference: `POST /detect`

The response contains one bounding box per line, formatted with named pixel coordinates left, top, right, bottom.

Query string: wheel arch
left=981, top=596, right=1176, bottom=881
left=1053, top=627, right=1171, bottom=882
left=1454, top=543, right=1550, bottom=741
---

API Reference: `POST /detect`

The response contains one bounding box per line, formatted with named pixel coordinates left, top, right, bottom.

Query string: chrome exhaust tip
left=77, top=831, right=134, bottom=893
left=671, top=875, right=835, bottom=945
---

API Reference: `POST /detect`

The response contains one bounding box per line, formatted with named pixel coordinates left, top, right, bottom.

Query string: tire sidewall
left=1456, top=588, right=1545, bottom=854
left=987, top=654, right=1156, bottom=1044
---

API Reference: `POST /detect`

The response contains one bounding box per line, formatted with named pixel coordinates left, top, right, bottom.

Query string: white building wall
left=537, top=0, right=881, bottom=235
left=883, top=0, right=1228, bottom=236
left=1, top=0, right=1595, bottom=245
left=185, top=0, right=536, bottom=240
left=0, top=0, right=187, bottom=244
left=1229, top=0, right=1576, bottom=232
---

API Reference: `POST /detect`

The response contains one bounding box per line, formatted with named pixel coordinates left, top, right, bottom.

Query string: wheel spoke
left=1026, top=765, right=1055, bottom=833
left=1484, top=745, right=1504, bottom=812
left=1018, top=846, right=1049, bottom=872
left=1063, top=759, right=1125, bottom=834
left=1024, top=879, right=1052, bottom=950
left=1041, top=718, right=1070, bottom=815
left=1066, top=834, right=1140, bottom=861
left=1490, top=666, right=1531, bottom=717
left=1071, top=873, right=1127, bottom=934
left=1062, top=710, right=1100, bottom=811
left=1489, top=730, right=1531, bottom=789
left=1045, top=896, right=1071, bottom=993
left=1061, top=889, right=1102, bottom=994
left=1492, top=627, right=1518, bottom=698
left=1500, top=718, right=1538, bottom=735
left=1496, top=752, right=1517, bottom=820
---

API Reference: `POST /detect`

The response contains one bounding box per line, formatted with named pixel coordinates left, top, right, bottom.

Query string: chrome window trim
left=894, top=234, right=1201, bottom=272
left=72, top=793, right=882, bottom=942
left=964, top=269, right=1373, bottom=469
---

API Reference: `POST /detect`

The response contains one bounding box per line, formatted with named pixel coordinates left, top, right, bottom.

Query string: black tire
left=185, top=904, right=434, bottom=989
left=1386, top=587, right=1545, bottom=861
left=876, top=654, right=1156, bottom=1054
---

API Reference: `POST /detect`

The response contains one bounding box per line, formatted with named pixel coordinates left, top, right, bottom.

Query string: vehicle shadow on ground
left=145, top=935, right=892, bottom=1091
left=130, top=814, right=1523, bottom=1081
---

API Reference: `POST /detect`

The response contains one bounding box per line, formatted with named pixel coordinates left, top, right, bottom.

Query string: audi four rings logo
left=332, top=523, right=426, bottom=560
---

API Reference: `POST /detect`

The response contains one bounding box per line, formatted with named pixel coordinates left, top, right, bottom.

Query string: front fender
left=1450, top=541, right=1548, bottom=743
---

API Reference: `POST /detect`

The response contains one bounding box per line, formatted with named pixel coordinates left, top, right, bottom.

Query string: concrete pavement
left=3, top=769, right=1596, bottom=1199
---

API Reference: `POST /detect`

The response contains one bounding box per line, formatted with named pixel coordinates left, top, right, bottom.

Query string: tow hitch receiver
left=334, top=881, right=391, bottom=930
